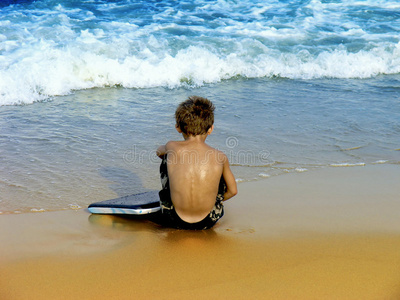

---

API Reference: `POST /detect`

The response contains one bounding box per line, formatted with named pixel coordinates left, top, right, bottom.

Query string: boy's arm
left=156, top=144, right=167, bottom=158
left=222, top=154, right=237, bottom=201
left=157, top=141, right=176, bottom=158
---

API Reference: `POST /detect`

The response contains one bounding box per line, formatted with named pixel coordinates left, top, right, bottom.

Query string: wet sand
left=1, top=164, right=399, bottom=299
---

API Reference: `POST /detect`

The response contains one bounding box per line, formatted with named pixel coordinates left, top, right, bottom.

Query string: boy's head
left=175, top=96, right=215, bottom=136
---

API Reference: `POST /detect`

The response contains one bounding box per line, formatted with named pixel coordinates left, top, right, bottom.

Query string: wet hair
left=175, top=96, right=215, bottom=136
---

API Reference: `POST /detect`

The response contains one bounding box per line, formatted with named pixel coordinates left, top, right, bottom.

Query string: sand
left=1, top=164, right=399, bottom=299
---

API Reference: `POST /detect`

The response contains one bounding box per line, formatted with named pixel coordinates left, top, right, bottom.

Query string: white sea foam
left=2, top=41, right=399, bottom=106
left=31, top=208, right=46, bottom=212
left=258, top=173, right=270, bottom=178
left=330, top=162, right=366, bottom=167
left=68, top=204, right=82, bottom=210
left=373, top=160, right=389, bottom=164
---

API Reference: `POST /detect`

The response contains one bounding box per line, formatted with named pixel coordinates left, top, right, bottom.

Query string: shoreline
left=1, top=162, right=397, bottom=216
left=1, top=164, right=399, bottom=299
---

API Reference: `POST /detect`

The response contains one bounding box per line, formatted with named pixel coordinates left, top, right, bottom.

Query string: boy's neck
left=182, top=133, right=208, bottom=143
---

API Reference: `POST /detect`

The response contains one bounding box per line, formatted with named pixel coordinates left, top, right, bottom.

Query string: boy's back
left=165, top=139, right=225, bottom=223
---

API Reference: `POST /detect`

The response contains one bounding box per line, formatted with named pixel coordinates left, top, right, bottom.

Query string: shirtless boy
left=157, top=96, right=237, bottom=230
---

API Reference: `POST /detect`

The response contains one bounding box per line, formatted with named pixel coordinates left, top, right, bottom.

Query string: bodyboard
left=88, top=191, right=161, bottom=215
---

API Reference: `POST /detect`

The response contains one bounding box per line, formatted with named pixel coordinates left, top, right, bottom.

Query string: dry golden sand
left=0, top=164, right=399, bottom=299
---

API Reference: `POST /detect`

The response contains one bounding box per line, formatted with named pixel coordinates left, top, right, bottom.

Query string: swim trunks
left=158, top=155, right=226, bottom=230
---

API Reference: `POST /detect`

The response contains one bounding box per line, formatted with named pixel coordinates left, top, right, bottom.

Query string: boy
left=157, top=96, right=237, bottom=230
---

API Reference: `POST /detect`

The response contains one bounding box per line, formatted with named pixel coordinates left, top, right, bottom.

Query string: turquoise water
left=0, top=0, right=399, bottom=213
left=1, top=0, right=400, bottom=105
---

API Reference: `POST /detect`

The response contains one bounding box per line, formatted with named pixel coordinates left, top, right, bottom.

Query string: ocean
left=0, top=0, right=399, bottom=214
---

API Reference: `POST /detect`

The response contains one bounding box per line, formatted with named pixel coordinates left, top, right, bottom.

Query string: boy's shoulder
left=166, top=140, right=220, bottom=151
left=165, top=140, right=226, bottom=158
left=164, top=140, right=183, bottom=150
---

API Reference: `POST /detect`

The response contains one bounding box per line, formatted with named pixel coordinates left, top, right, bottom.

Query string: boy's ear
left=207, top=125, right=214, bottom=135
left=175, top=124, right=182, bottom=133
